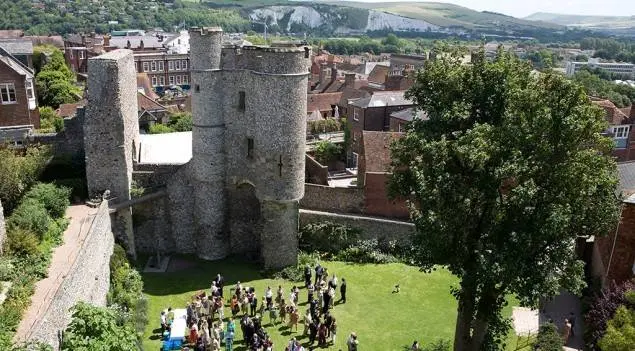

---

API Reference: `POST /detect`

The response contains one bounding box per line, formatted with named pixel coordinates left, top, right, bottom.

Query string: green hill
left=525, top=12, right=635, bottom=30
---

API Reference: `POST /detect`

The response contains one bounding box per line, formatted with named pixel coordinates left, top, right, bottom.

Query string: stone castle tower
left=84, top=28, right=310, bottom=268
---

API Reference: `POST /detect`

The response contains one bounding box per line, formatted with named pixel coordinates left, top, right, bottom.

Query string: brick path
left=13, top=205, right=96, bottom=343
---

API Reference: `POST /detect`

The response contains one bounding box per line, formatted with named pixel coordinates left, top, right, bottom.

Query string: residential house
left=134, top=52, right=190, bottom=91
left=307, top=92, right=342, bottom=120
left=138, top=92, right=168, bottom=133
left=356, top=131, right=409, bottom=219
left=389, top=108, right=428, bottom=132
left=367, top=64, right=389, bottom=90
left=347, top=91, right=414, bottom=152
left=592, top=99, right=635, bottom=161
left=0, top=47, right=39, bottom=130
left=0, top=39, right=34, bottom=69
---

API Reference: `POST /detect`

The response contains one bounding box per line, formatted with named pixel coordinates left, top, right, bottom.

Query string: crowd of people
left=159, top=265, right=357, bottom=351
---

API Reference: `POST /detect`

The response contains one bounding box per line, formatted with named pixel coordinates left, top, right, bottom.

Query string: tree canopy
left=389, top=47, right=620, bottom=350
left=35, top=48, right=81, bottom=108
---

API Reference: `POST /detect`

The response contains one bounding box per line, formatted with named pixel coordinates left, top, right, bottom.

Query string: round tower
left=189, top=27, right=228, bottom=260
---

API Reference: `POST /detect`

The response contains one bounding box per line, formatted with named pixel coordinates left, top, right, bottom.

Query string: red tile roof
left=307, top=92, right=342, bottom=114
left=138, top=92, right=167, bottom=112
left=56, top=102, right=84, bottom=118
left=592, top=99, right=629, bottom=125
left=361, top=131, right=403, bottom=173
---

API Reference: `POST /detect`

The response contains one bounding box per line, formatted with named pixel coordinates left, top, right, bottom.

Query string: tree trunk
left=471, top=317, right=490, bottom=351
left=454, top=286, right=476, bottom=351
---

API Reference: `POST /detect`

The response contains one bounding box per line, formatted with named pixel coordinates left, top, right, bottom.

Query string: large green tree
left=35, top=49, right=80, bottom=108
left=389, top=48, right=620, bottom=350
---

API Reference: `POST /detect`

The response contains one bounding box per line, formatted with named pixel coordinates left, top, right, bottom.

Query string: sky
left=343, top=0, right=635, bottom=18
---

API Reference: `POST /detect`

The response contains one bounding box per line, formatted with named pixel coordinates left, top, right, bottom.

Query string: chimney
left=103, top=34, right=111, bottom=47
left=139, top=40, right=144, bottom=50
left=330, top=63, right=338, bottom=83
left=345, top=73, right=355, bottom=88
left=319, top=62, right=327, bottom=84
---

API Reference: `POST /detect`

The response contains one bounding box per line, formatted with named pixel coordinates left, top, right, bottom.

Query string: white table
left=169, top=308, right=188, bottom=341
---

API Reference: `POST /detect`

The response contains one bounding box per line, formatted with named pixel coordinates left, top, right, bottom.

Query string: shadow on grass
left=140, top=254, right=266, bottom=296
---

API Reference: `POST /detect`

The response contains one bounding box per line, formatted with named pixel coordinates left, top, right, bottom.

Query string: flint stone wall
left=0, top=200, right=5, bottom=254
left=300, top=183, right=364, bottom=214
left=28, top=201, right=113, bottom=349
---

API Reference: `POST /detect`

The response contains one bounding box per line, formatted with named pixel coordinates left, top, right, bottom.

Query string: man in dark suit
left=215, top=273, right=224, bottom=297
left=340, top=278, right=347, bottom=303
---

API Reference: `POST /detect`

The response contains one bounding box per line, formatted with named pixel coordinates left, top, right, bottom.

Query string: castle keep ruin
left=84, top=27, right=310, bottom=268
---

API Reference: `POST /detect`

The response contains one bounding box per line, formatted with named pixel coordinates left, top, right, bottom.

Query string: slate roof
left=338, top=88, right=370, bottom=107
left=109, top=35, right=174, bottom=50
left=361, top=131, right=403, bottom=173
left=350, top=91, right=413, bottom=109
left=618, top=161, right=635, bottom=196
left=390, top=108, right=428, bottom=122
left=0, top=39, right=33, bottom=55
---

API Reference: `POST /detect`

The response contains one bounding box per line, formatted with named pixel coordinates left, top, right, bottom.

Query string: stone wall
left=28, top=201, right=113, bottom=348
left=299, top=209, right=414, bottom=243
left=305, top=154, right=328, bottom=185
left=300, top=183, right=364, bottom=214
left=0, top=199, right=5, bottom=254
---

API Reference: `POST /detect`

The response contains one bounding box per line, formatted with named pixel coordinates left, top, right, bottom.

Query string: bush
left=5, top=228, right=40, bottom=256
left=148, top=124, right=174, bottom=134
left=43, top=217, right=68, bottom=246
left=0, top=146, right=51, bottom=212
left=534, top=323, right=563, bottom=351
left=273, top=251, right=320, bottom=282
left=133, top=297, right=149, bottom=335
left=169, top=112, right=193, bottom=132
left=110, top=244, right=129, bottom=274
left=7, top=198, right=51, bottom=239
left=299, top=222, right=361, bottom=253
left=336, top=239, right=401, bottom=264
left=598, top=305, right=635, bottom=351
left=109, top=263, right=143, bottom=311
left=313, top=140, right=342, bottom=165
left=423, top=339, right=452, bottom=351
left=0, top=257, right=13, bottom=281
left=24, top=183, right=70, bottom=219
left=38, top=106, right=64, bottom=133
left=585, top=280, right=635, bottom=348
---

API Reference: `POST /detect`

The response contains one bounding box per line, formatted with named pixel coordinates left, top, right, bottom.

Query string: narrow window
left=183, top=60, right=188, bottom=70
left=183, top=75, right=189, bottom=84
left=238, top=91, right=245, bottom=111
left=169, top=76, right=175, bottom=85
left=195, top=84, right=200, bottom=92
left=304, top=47, right=310, bottom=58
left=159, top=76, right=165, bottom=86
left=151, top=61, right=156, bottom=71
left=25, top=79, right=34, bottom=100
left=168, top=61, right=174, bottom=71
left=247, top=138, right=254, bottom=158
left=143, top=62, right=149, bottom=72
left=151, top=76, right=157, bottom=86
left=158, top=60, right=164, bottom=71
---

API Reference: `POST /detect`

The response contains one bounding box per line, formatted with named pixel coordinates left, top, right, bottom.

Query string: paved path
left=14, top=205, right=96, bottom=343
left=512, top=290, right=584, bottom=351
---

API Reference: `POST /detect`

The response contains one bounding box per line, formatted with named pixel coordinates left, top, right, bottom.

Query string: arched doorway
left=228, top=181, right=262, bottom=257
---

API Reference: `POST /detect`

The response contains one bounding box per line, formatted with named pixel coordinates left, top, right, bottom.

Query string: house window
left=182, top=60, right=188, bottom=70
left=151, top=76, right=157, bottom=86
left=0, top=83, right=16, bottom=104
left=169, top=76, right=175, bottom=85
left=175, top=60, right=181, bottom=70
left=238, top=91, right=245, bottom=111
left=78, top=50, right=85, bottom=59
left=247, top=138, right=254, bottom=158
left=168, top=61, right=174, bottom=71
left=353, top=108, right=359, bottom=121
left=613, top=125, right=630, bottom=148
left=159, top=76, right=165, bottom=86
left=176, top=75, right=182, bottom=85
left=151, top=61, right=157, bottom=71
left=158, top=61, right=164, bottom=71
left=183, top=75, right=189, bottom=84
left=143, top=62, right=149, bottom=72
left=398, top=123, right=403, bottom=132
left=25, top=79, right=34, bottom=100
left=68, top=50, right=73, bottom=59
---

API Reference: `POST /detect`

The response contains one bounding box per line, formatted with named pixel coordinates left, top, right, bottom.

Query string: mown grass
left=141, top=256, right=532, bottom=350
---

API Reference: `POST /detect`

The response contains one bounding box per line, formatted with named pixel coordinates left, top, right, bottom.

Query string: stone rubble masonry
left=84, top=49, right=139, bottom=202
left=0, top=199, right=5, bottom=255
left=300, top=183, right=364, bottom=214
left=84, top=49, right=139, bottom=257
left=28, top=201, right=113, bottom=349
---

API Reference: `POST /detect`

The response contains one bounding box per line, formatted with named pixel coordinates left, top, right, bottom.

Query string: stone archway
left=228, top=181, right=262, bottom=257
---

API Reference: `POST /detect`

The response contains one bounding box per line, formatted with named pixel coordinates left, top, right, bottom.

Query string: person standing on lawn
left=340, top=278, right=347, bottom=303
left=330, top=319, right=338, bottom=345
left=304, top=264, right=312, bottom=287
left=289, top=307, right=300, bottom=332
left=215, top=273, right=224, bottom=297
left=315, top=263, right=323, bottom=286
left=307, top=283, right=314, bottom=304
left=265, top=286, right=273, bottom=310
left=347, top=332, right=358, bottom=351
left=225, top=329, right=234, bottom=351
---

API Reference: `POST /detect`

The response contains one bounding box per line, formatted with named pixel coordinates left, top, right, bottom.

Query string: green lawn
left=141, top=256, right=531, bottom=351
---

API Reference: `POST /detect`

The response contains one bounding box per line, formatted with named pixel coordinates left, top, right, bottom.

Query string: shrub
left=7, top=198, right=51, bottom=239
left=109, top=263, right=143, bottom=311
left=313, top=140, right=342, bottom=165
left=0, top=257, right=14, bottom=281
left=169, top=112, right=193, bottom=132
left=148, top=124, right=174, bottom=134
left=110, top=244, right=129, bottom=274
left=585, top=280, right=635, bottom=348
left=24, top=183, right=70, bottom=218
left=299, top=221, right=361, bottom=253
left=598, top=305, right=635, bottom=351
left=534, top=323, right=563, bottom=351
left=133, top=297, right=149, bottom=335
left=0, top=146, right=51, bottom=212
left=423, top=339, right=452, bottom=351
left=38, top=106, right=64, bottom=133
left=336, top=239, right=401, bottom=264
left=273, top=251, right=320, bottom=282
left=130, top=181, right=145, bottom=199
left=5, top=228, right=40, bottom=256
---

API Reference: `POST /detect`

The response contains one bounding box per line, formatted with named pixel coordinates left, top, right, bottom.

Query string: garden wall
left=300, top=183, right=364, bottom=214
left=27, top=201, right=113, bottom=348
left=305, top=154, right=328, bottom=185
left=299, top=209, right=415, bottom=243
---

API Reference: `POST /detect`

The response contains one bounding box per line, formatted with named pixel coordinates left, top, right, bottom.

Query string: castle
left=84, top=27, right=311, bottom=268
